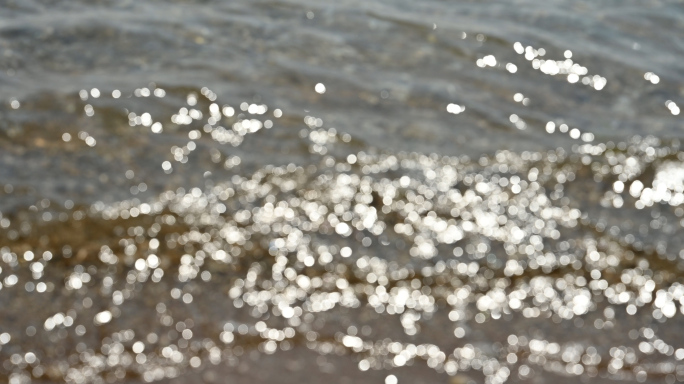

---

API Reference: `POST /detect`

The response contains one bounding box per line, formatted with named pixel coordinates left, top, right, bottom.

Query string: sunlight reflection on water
left=1, top=1, right=684, bottom=383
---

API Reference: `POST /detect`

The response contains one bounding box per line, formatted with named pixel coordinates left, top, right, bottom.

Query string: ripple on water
left=0, top=86, right=684, bottom=384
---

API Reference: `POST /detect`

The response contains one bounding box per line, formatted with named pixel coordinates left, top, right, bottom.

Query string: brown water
left=2, top=1, right=684, bottom=384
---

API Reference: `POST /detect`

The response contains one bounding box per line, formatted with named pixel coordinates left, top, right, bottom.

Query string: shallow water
left=1, top=1, right=684, bottom=384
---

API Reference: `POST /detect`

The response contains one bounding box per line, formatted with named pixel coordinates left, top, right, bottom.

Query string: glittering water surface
left=2, top=1, right=684, bottom=384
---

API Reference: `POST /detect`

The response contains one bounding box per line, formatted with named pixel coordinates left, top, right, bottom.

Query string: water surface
left=1, top=1, right=684, bottom=383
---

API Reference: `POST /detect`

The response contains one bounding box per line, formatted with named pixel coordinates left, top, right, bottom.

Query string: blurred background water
left=1, top=1, right=684, bottom=383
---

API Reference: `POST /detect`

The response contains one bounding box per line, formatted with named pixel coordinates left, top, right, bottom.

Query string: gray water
left=1, top=1, right=684, bottom=383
